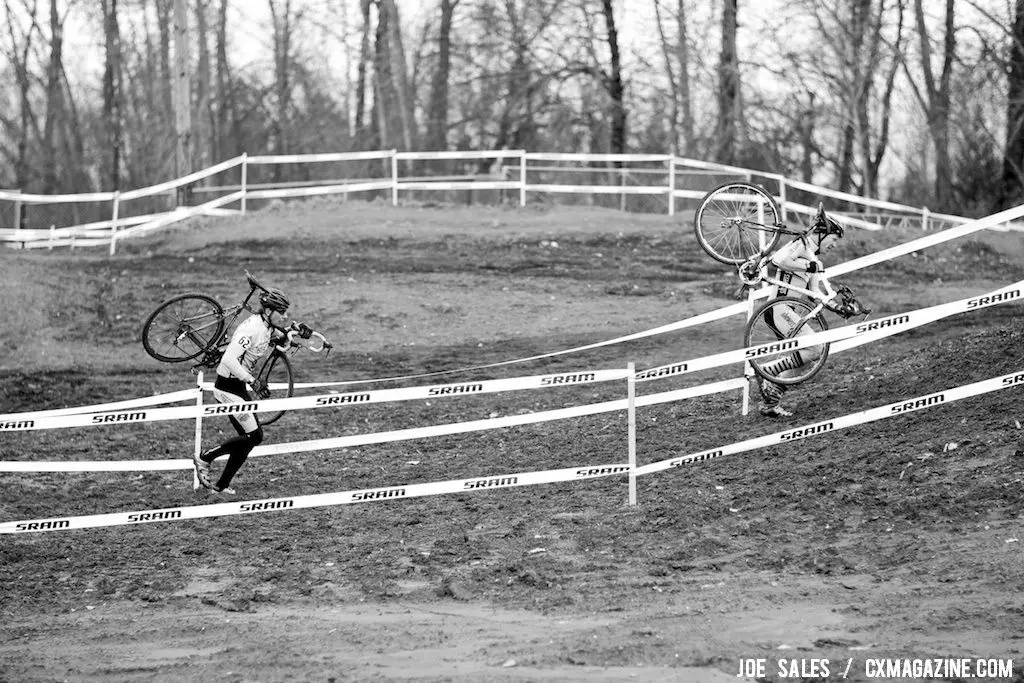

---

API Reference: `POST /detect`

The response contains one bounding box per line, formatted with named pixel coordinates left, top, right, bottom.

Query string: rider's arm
left=771, top=243, right=822, bottom=275
left=218, top=324, right=258, bottom=384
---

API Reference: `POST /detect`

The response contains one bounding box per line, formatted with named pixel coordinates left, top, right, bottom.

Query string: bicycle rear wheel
left=141, top=293, right=225, bottom=363
left=694, top=182, right=783, bottom=265
left=744, top=296, right=829, bottom=386
left=255, top=351, right=294, bottom=426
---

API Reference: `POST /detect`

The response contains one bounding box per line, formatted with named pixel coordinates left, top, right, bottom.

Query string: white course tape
left=0, top=462, right=631, bottom=533
left=0, top=389, right=195, bottom=422
left=280, top=203, right=1024, bottom=389
left=634, top=279, right=1024, bottom=382
left=285, top=304, right=752, bottom=389
left=8, top=366, right=1024, bottom=533
left=0, top=369, right=628, bottom=433
left=3, top=278, right=1020, bottom=435
left=634, top=368, right=1024, bottom=476
left=0, top=379, right=745, bottom=473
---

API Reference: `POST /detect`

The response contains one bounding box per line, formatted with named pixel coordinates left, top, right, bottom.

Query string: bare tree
left=599, top=0, right=625, bottom=154
left=716, top=0, right=739, bottom=164
left=0, top=0, right=42, bottom=189
left=574, top=0, right=626, bottom=154
left=355, top=0, right=372, bottom=138
left=1002, top=0, right=1024, bottom=208
left=425, top=0, right=459, bottom=150
left=381, top=0, right=416, bottom=150
left=268, top=0, right=300, bottom=179
left=101, top=0, right=124, bottom=190
left=194, top=0, right=213, bottom=168
left=41, top=0, right=64, bottom=192
left=155, top=0, right=173, bottom=118
left=215, top=0, right=236, bottom=159
left=653, top=0, right=694, bottom=155
left=905, top=0, right=956, bottom=209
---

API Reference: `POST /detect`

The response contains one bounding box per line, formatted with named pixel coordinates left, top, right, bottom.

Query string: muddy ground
left=1, top=199, right=1023, bottom=682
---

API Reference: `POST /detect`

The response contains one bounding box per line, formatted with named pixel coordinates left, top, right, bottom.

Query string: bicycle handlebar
left=274, top=322, right=333, bottom=354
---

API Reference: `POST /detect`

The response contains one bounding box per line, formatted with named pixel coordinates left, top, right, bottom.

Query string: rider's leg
left=201, top=377, right=266, bottom=490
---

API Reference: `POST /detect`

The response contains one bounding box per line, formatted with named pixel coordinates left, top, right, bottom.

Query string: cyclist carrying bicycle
left=192, top=287, right=291, bottom=494
left=755, top=208, right=845, bottom=417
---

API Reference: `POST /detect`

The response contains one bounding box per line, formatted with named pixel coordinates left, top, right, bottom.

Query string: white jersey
left=768, top=237, right=823, bottom=298
left=218, top=315, right=273, bottom=381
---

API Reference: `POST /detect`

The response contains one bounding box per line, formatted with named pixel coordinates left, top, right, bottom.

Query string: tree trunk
left=269, top=0, right=294, bottom=180
left=716, top=0, right=739, bottom=165
left=215, top=0, right=237, bottom=159
left=380, top=0, right=415, bottom=150
left=1002, top=0, right=1024, bottom=209
left=676, top=0, right=693, bottom=155
left=355, top=0, right=373, bottom=139
left=912, top=0, right=955, bottom=209
left=863, top=0, right=903, bottom=199
left=600, top=0, right=626, bottom=155
left=653, top=0, right=679, bottom=153
left=102, top=0, right=123, bottom=190
left=42, top=0, right=64, bottom=193
left=3, top=0, right=41, bottom=189
left=800, top=93, right=816, bottom=183
left=173, top=0, right=192, bottom=198
left=195, top=0, right=213, bottom=167
left=156, top=0, right=173, bottom=118
left=373, top=0, right=397, bottom=148
left=426, top=0, right=457, bottom=150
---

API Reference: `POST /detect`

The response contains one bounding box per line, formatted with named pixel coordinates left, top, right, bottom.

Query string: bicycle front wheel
left=255, top=351, right=294, bottom=426
left=744, top=296, right=829, bottom=386
left=141, top=293, right=225, bottom=363
left=694, top=182, right=783, bottom=265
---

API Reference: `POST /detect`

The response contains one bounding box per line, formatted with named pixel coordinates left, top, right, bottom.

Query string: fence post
left=108, top=191, right=121, bottom=256
left=519, top=151, right=527, bottom=207
left=241, top=153, right=249, bottom=214
left=391, top=151, right=399, bottom=206
left=627, top=362, right=637, bottom=506
left=667, top=158, right=675, bottom=216
left=13, top=190, right=22, bottom=231
left=192, top=371, right=205, bottom=491
left=922, top=206, right=930, bottom=232
left=620, top=167, right=627, bottom=212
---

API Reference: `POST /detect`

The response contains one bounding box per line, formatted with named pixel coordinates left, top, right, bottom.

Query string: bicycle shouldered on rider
left=755, top=212, right=845, bottom=418
left=192, top=284, right=306, bottom=495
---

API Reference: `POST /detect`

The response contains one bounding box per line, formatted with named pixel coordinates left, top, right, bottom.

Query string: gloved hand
left=297, top=322, right=314, bottom=340
left=250, top=377, right=272, bottom=400
left=837, top=299, right=871, bottom=319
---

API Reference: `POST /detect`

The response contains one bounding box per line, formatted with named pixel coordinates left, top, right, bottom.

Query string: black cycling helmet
left=260, top=288, right=290, bottom=313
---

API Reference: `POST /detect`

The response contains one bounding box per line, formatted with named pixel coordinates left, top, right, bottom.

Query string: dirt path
left=3, top=201, right=1024, bottom=682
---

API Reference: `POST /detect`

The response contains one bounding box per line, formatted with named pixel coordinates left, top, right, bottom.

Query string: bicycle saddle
left=244, top=270, right=268, bottom=292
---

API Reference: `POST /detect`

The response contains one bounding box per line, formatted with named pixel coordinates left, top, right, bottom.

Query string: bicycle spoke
left=695, top=183, right=783, bottom=264
left=141, top=294, right=225, bottom=363
left=745, top=297, right=829, bottom=386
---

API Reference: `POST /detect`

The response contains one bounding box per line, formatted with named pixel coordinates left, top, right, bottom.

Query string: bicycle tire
left=141, top=293, right=226, bottom=363
left=744, top=296, right=829, bottom=386
left=256, top=350, right=294, bottom=426
left=694, top=182, right=783, bottom=265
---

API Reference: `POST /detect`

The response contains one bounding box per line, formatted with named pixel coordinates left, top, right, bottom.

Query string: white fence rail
left=0, top=150, right=992, bottom=254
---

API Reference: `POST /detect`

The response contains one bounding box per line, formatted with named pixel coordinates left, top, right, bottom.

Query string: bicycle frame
left=740, top=255, right=839, bottom=315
